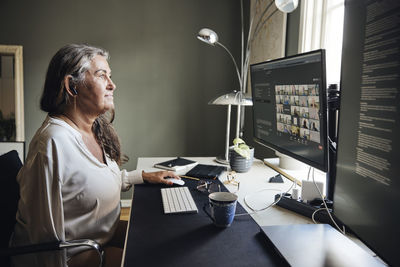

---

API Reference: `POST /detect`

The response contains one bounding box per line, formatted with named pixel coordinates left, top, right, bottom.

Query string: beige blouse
left=11, top=116, right=143, bottom=267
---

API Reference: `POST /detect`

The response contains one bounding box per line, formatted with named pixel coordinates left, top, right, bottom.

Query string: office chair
left=0, top=150, right=104, bottom=267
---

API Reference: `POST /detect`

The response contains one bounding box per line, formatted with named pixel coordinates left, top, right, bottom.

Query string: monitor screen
left=250, top=50, right=328, bottom=172
left=333, top=1, right=400, bottom=266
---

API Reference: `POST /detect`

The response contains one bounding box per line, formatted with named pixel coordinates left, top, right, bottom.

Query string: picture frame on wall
left=0, top=45, right=25, bottom=142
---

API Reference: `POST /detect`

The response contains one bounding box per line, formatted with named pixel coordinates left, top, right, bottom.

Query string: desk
left=122, top=157, right=377, bottom=267
left=121, top=157, right=317, bottom=267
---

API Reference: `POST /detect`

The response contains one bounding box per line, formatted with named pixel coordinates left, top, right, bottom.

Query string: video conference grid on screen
left=275, top=84, right=320, bottom=143
left=251, top=50, right=327, bottom=170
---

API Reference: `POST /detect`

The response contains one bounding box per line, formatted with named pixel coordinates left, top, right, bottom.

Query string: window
left=298, top=0, right=345, bottom=85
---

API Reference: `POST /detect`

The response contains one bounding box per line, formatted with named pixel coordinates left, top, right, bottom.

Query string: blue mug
left=207, top=192, right=238, bottom=227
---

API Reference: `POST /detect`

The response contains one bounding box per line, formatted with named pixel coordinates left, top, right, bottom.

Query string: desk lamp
left=198, top=0, right=298, bottom=164
left=208, top=91, right=252, bottom=165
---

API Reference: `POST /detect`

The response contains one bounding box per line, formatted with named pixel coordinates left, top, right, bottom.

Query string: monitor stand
left=260, top=224, right=385, bottom=267
left=275, top=152, right=307, bottom=170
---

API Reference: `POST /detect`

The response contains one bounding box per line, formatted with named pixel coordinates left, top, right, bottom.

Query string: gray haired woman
left=11, top=44, right=180, bottom=267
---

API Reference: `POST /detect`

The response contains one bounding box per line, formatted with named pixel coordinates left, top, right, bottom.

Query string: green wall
left=0, top=0, right=245, bottom=197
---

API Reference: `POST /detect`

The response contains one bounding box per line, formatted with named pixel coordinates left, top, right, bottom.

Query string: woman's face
left=77, top=55, right=116, bottom=116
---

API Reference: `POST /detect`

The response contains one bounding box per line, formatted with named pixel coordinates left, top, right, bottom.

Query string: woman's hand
left=141, top=170, right=181, bottom=185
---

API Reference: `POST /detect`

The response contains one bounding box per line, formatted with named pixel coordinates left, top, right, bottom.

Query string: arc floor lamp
left=197, top=0, right=298, bottom=164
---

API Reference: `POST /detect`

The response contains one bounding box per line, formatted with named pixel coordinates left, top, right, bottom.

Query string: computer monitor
left=333, top=1, right=400, bottom=266
left=250, top=49, right=328, bottom=172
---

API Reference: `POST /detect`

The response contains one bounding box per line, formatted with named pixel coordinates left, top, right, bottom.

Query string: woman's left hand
left=142, top=170, right=181, bottom=185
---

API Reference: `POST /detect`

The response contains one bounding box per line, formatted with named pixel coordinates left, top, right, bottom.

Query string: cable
left=235, top=179, right=296, bottom=217
left=307, top=166, right=312, bottom=181
left=311, top=208, right=326, bottom=224
left=311, top=168, right=346, bottom=235
left=328, top=136, right=337, bottom=150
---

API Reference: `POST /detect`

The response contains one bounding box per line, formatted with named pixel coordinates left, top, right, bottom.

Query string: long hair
left=40, top=44, right=125, bottom=165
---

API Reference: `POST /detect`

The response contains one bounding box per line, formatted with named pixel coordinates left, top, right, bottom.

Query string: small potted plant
left=229, top=138, right=254, bottom=173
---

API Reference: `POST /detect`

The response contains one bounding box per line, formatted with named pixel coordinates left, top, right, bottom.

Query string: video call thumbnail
left=275, top=84, right=320, bottom=143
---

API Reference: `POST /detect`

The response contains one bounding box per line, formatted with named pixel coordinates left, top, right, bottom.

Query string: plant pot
left=229, top=147, right=254, bottom=173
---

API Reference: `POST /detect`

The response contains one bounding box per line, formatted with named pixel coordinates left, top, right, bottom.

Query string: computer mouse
left=165, top=178, right=185, bottom=186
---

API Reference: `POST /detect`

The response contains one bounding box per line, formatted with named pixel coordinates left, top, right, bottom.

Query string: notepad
left=154, top=157, right=198, bottom=171
left=184, top=164, right=226, bottom=180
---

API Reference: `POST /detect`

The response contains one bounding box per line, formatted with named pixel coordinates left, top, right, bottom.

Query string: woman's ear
left=64, top=75, right=78, bottom=96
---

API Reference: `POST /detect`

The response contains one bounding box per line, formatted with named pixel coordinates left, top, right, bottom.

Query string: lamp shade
left=197, top=28, right=219, bottom=46
left=208, top=91, right=253, bottom=106
left=275, top=0, right=299, bottom=13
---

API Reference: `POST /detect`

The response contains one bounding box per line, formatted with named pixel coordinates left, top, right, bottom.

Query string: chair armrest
left=60, top=239, right=104, bottom=266
left=1, top=239, right=104, bottom=267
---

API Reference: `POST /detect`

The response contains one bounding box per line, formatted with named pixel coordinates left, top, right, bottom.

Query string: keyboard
left=161, top=187, right=198, bottom=214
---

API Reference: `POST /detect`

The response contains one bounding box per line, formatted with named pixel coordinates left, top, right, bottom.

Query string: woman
left=11, top=44, right=179, bottom=267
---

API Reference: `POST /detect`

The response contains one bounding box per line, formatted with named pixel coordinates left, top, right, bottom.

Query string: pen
left=180, top=175, right=200, bottom=181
